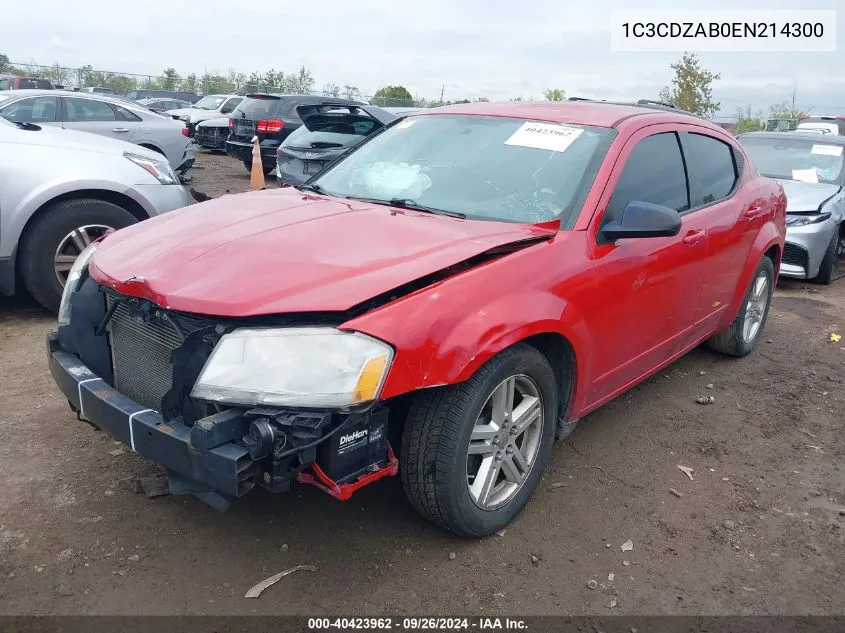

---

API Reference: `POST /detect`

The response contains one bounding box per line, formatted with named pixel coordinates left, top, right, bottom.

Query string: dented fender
left=343, top=233, right=597, bottom=415
left=725, top=218, right=785, bottom=327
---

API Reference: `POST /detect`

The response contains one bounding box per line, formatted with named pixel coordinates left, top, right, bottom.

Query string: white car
left=0, top=90, right=195, bottom=175
left=166, top=94, right=243, bottom=135
left=0, top=117, right=191, bottom=312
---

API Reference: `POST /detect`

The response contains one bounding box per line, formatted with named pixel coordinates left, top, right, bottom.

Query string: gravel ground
left=0, top=150, right=843, bottom=615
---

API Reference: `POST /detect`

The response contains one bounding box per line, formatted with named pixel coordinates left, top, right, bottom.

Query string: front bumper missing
left=48, top=332, right=255, bottom=504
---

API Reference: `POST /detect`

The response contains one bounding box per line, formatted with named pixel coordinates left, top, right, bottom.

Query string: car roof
left=738, top=131, right=845, bottom=145
left=416, top=100, right=709, bottom=129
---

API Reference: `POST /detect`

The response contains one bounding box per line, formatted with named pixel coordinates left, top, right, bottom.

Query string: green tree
left=322, top=83, right=340, bottom=97
left=0, top=53, right=11, bottom=73
left=769, top=100, right=806, bottom=120
left=475, top=96, right=490, bottom=102
left=200, top=72, right=233, bottom=95
left=371, top=85, right=414, bottom=107
left=157, top=67, right=181, bottom=90
left=734, top=104, right=764, bottom=134
left=180, top=73, right=198, bottom=93
left=544, top=88, right=566, bottom=101
left=658, top=52, right=721, bottom=118
left=284, top=66, right=314, bottom=94
left=343, top=85, right=361, bottom=100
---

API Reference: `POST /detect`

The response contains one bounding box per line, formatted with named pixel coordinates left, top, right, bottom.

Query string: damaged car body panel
left=87, top=187, right=560, bottom=315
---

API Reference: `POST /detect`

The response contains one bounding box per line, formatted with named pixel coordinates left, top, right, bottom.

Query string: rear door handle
left=112, top=127, right=130, bottom=133
left=744, top=203, right=766, bottom=219
left=682, top=229, right=706, bottom=245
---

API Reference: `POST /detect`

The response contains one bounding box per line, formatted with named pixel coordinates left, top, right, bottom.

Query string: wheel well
left=764, top=244, right=781, bottom=267
left=139, top=143, right=166, bottom=156
left=15, top=189, right=149, bottom=284
left=522, top=332, right=577, bottom=422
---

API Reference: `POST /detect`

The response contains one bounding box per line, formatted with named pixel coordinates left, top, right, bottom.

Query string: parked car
left=49, top=100, right=785, bottom=536
left=166, top=94, right=243, bottom=135
left=0, top=117, right=190, bottom=312
left=276, top=104, right=396, bottom=185
left=0, top=90, right=195, bottom=175
left=739, top=132, right=844, bottom=283
left=81, top=87, right=116, bottom=95
left=226, top=93, right=364, bottom=174
left=194, top=117, right=230, bottom=151
left=796, top=116, right=845, bottom=136
left=125, top=89, right=199, bottom=104
left=0, top=75, right=53, bottom=90
left=137, top=97, right=193, bottom=114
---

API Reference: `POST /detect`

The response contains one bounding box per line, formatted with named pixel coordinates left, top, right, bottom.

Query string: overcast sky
left=4, top=0, right=844, bottom=117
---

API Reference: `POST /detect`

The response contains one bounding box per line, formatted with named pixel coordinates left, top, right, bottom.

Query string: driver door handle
left=682, top=229, right=706, bottom=246
left=744, top=203, right=766, bottom=219
left=112, top=127, right=130, bottom=133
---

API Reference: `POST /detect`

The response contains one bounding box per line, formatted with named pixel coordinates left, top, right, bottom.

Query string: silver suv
left=0, top=117, right=191, bottom=312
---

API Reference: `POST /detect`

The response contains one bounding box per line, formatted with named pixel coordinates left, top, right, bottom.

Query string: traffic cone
left=249, top=135, right=265, bottom=191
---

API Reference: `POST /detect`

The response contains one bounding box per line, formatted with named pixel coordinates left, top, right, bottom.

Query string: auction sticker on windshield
left=504, top=122, right=583, bottom=152
left=811, top=144, right=843, bottom=156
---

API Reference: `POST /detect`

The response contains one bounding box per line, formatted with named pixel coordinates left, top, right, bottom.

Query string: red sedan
left=49, top=100, right=786, bottom=536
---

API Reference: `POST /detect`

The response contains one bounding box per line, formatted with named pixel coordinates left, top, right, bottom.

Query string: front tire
left=811, top=226, right=843, bottom=285
left=400, top=344, right=558, bottom=537
left=19, top=199, right=137, bottom=312
left=706, top=256, right=775, bottom=357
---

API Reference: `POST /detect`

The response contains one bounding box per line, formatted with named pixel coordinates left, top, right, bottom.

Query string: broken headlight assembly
left=57, top=241, right=99, bottom=326
left=191, top=328, right=394, bottom=408
left=124, top=152, right=178, bottom=185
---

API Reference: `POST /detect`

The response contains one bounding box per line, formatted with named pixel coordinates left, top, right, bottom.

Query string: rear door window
left=64, top=98, right=117, bottom=122
left=682, top=133, right=738, bottom=207
left=0, top=96, right=59, bottom=122
left=607, top=132, right=689, bottom=224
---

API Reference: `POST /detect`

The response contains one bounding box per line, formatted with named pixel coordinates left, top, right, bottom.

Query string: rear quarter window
left=682, top=133, right=738, bottom=207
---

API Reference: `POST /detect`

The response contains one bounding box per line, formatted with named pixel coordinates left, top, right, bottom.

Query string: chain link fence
left=4, top=62, right=421, bottom=107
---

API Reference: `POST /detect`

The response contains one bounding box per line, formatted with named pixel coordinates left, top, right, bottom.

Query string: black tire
left=19, top=199, right=138, bottom=313
left=400, top=343, right=558, bottom=537
left=706, top=256, right=775, bottom=357
left=810, top=227, right=842, bottom=285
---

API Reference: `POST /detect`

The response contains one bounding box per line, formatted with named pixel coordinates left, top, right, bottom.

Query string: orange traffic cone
left=249, top=135, right=265, bottom=191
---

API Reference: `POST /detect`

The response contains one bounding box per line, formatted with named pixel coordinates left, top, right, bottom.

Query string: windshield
left=741, top=136, right=845, bottom=185
left=313, top=114, right=614, bottom=223
left=193, top=95, right=225, bottom=110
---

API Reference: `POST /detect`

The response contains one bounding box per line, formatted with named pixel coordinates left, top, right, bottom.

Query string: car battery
left=316, top=408, right=389, bottom=484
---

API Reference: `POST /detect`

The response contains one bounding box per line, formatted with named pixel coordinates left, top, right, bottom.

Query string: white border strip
left=128, top=409, right=153, bottom=452
left=77, top=378, right=100, bottom=419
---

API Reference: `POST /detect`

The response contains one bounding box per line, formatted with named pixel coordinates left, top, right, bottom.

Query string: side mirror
left=601, top=201, right=681, bottom=241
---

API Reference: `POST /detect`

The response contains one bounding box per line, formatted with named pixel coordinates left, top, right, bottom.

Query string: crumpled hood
left=166, top=108, right=217, bottom=122
left=89, top=189, right=556, bottom=317
left=778, top=179, right=842, bottom=212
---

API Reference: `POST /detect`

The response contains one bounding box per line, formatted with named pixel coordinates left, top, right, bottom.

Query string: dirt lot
left=1, top=150, right=844, bottom=616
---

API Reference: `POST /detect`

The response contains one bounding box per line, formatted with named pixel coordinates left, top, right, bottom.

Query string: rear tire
left=810, top=226, right=842, bottom=285
left=706, top=256, right=775, bottom=357
left=19, top=199, right=137, bottom=313
left=400, top=344, right=558, bottom=537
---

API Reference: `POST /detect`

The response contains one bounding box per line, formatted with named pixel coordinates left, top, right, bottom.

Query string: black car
left=225, top=94, right=364, bottom=175
left=276, top=104, right=397, bottom=185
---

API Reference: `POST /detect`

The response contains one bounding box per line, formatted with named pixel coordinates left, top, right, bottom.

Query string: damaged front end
left=49, top=274, right=398, bottom=512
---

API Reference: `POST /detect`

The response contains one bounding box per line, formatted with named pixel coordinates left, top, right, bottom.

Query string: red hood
left=89, top=189, right=557, bottom=316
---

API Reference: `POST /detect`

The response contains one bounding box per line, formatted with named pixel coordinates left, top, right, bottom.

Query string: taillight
left=228, top=117, right=233, bottom=129
left=256, top=119, right=284, bottom=134
left=181, top=127, right=189, bottom=136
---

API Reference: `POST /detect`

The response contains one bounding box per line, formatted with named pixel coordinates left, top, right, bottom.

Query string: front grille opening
left=782, top=242, right=808, bottom=270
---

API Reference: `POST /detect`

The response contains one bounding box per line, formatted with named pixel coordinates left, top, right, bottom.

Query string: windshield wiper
left=296, top=182, right=329, bottom=195
left=347, top=197, right=466, bottom=219
left=10, top=120, right=41, bottom=131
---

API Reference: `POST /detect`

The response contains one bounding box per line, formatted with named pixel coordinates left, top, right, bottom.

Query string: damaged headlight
left=786, top=212, right=831, bottom=227
left=57, top=241, right=99, bottom=326
left=124, top=152, right=178, bottom=185
left=191, top=328, right=394, bottom=408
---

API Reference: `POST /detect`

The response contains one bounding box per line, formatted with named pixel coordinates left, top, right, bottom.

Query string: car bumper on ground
left=129, top=183, right=193, bottom=216
left=779, top=218, right=838, bottom=279
left=225, top=139, right=277, bottom=166
left=47, top=332, right=255, bottom=501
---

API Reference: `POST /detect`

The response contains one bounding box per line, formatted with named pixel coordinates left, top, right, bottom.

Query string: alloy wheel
left=466, top=374, right=544, bottom=510
left=742, top=271, right=769, bottom=344
left=53, top=224, right=112, bottom=286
